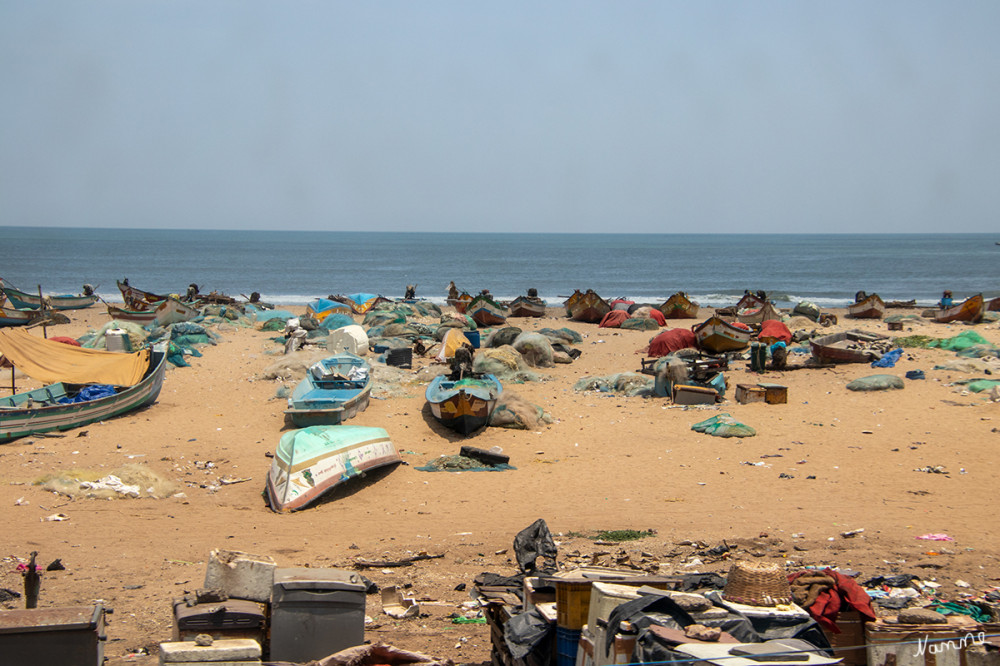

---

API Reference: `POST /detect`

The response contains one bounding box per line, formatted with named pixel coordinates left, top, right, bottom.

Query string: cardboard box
left=203, top=550, right=276, bottom=603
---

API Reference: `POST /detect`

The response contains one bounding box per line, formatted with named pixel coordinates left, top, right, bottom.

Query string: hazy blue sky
left=1, top=2, right=997, bottom=233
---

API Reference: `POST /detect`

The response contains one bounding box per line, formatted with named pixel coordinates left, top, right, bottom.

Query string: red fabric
left=730, top=321, right=750, bottom=331
left=787, top=568, right=876, bottom=633
left=758, top=320, right=791, bottom=344
left=49, top=336, right=82, bottom=347
left=645, top=308, right=666, bottom=326
left=599, top=310, right=630, bottom=328
left=647, top=328, right=698, bottom=357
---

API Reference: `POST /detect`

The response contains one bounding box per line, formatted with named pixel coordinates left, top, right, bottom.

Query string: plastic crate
left=556, top=626, right=582, bottom=666
left=556, top=579, right=594, bottom=630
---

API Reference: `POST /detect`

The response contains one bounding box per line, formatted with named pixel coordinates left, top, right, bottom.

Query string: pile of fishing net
left=489, top=392, right=552, bottom=430
left=632, top=306, right=666, bottom=326
left=473, top=346, right=540, bottom=382
left=439, top=312, right=476, bottom=331
left=415, top=455, right=514, bottom=472
left=512, top=332, right=555, bottom=367
left=691, top=414, right=756, bottom=438
left=573, top=372, right=653, bottom=397
left=319, top=313, right=356, bottom=330
left=260, top=350, right=330, bottom=381
left=538, top=327, right=583, bottom=344
left=79, top=320, right=149, bottom=351
left=621, top=317, right=660, bottom=331
left=599, top=310, right=630, bottom=328
left=363, top=310, right=406, bottom=328
left=250, top=308, right=296, bottom=323
left=485, top=327, right=522, bottom=348
left=646, top=328, right=698, bottom=357
left=846, top=375, right=905, bottom=391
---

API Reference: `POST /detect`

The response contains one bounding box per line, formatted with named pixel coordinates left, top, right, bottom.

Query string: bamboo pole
left=38, top=285, right=47, bottom=338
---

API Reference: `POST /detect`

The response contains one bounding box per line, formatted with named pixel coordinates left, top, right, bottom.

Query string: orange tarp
left=0, top=328, right=149, bottom=386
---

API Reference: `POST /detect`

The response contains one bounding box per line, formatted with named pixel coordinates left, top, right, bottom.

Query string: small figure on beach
left=185, top=283, right=200, bottom=302
left=939, top=290, right=953, bottom=308
left=404, top=284, right=417, bottom=300
left=480, top=288, right=492, bottom=299
left=450, top=342, right=475, bottom=379
left=283, top=317, right=307, bottom=354
left=447, top=281, right=459, bottom=301
left=855, top=290, right=868, bottom=303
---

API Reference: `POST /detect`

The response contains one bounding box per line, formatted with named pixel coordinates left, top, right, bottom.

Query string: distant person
left=447, top=281, right=459, bottom=301
left=855, top=290, right=867, bottom=303
left=404, top=284, right=417, bottom=300
left=939, top=290, right=954, bottom=308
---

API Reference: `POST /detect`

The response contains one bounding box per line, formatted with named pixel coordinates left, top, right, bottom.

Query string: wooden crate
left=758, top=383, right=788, bottom=404
left=735, top=384, right=766, bottom=404
left=672, top=384, right=717, bottom=405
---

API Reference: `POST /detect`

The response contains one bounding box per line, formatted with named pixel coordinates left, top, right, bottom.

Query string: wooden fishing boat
left=692, top=316, right=752, bottom=353
left=425, top=373, right=502, bottom=435
left=117, top=280, right=167, bottom=310
left=987, top=296, right=1000, bottom=312
left=934, top=293, right=984, bottom=324
left=847, top=293, right=886, bottom=319
left=569, top=290, right=611, bottom=323
left=885, top=299, right=917, bottom=309
left=563, top=290, right=584, bottom=316
left=508, top=295, right=546, bottom=318
left=285, top=353, right=372, bottom=427
left=719, top=301, right=783, bottom=326
left=332, top=293, right=390, bottom=315
left=658, top=292, right=700, bottom=319
left=0, top=330, right=167, bottom=442
left=0, top=293, right=41, bottom=327
left=265, top=425, right=401, bottom=513
left=0, top=283, right=97, bottom=311
left=447, top=292, right=473, bottom=314
left=467, top=294, right=508, bottom=327
left=809, top=330, right=887, bottom=364
left=106, top=298, right=201, bottom=327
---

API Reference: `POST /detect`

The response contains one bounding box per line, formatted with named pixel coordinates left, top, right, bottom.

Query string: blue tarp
left=58, top=385, right=117, bottom=404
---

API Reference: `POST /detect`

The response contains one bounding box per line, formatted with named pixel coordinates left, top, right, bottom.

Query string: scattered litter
left=916, top=533, right=955, bottom=541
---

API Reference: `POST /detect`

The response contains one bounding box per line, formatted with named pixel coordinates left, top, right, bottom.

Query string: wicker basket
left=722, top=561, right=792, bottom=607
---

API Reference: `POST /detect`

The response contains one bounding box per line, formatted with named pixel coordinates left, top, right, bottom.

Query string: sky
left=1, top=1, right=998, bottom=234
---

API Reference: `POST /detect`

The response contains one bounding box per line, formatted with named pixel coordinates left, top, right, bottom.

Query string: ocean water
left=2, top=226, right=998, bottom=309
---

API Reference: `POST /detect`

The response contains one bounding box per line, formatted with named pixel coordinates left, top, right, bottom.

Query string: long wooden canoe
left=0, top=292, right=42, bottom=327
left=809, top=331, right=886, bottom=364
left=658, top=292, right=700, bottom=319
left=0, top=346, right=167, bottom=443
left=692, top=316, right=752, bottom=353
left=508, top=295, right=546, bottom=318
left=933, top=294, right=984, bottom=324
left=847, top=293, right=886, bottom=319
left=1, top=284, right=97, bottom=311
left=266, top=426, right=401, bottom=513
left=117, top=280, right=168, bottom=311
left=467, top=294, right=508, bottom=328
left=569, top=290, right=611, bottom=323
left=107, top=298, right=200, bottom=327
left=563, top=290, right=584, bottom=317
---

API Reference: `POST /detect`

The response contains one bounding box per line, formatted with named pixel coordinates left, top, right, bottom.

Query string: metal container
left=172, top=599, right=266, bottom=645
left=105, top=329, right=132, bottom=353
left=0, top=604, right=106, bottom=666
left=269, top=567, right=366, bottom=663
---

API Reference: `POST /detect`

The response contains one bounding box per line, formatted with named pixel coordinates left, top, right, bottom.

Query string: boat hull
left=2, top=286, right=97, bottom=311
left=117, top=280, right=167, bottom=310
left=508, top=296, right=546, bottom=318
left=658, top=292, right=699, bottom=319
left=107, top=298, right=200, bottom=327
left=426, top=374, right=502, bottom=435
left=933, top=294, right=984, bottom=323
left=448, top=293, right=473, bottom=314
left=467, top=295, right=508, bottom=328
left=0, top=350, right=167, bottom=443
left=847, top=294, right=886, bottom=319
left=285, top=353, right=372, bottom=427
left=266, top=425, right=401, bottom=512
left=569, top=291, right=610, bottom=323
left=692, top=316, right=751, bottom=353
left=809, top=331, right=883, bottom=364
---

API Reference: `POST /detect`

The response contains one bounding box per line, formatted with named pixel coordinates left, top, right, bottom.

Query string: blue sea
left=3, top=227, right=998, bottom=309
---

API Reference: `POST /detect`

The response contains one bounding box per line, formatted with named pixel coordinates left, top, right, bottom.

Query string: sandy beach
left=1, top=300, right=998, bottom=664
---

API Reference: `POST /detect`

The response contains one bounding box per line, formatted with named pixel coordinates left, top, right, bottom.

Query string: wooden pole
left=38, top=285, right=47, bottom=339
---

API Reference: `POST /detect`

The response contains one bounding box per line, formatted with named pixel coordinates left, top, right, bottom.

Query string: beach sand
left=1, top=302, right=998, bottom=664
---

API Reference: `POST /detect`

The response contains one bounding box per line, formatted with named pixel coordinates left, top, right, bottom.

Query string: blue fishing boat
left=0, top=292, right=41, bottom=327
left=425, top=373, right=502, bottom=435
left=333, top=293, right=390, bottom=315
left=285, top=353, right=372, bottom=427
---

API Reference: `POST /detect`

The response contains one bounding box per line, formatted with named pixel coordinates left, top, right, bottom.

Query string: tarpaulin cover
left=599, top=310, right=630, bottom=328
left=758, top=320, right=792, bottom=344
left=647, top=328, right=698, bottom=357
left=435, top=327, right=468, bottom=362
left=0, top=328, right=150, bottom=386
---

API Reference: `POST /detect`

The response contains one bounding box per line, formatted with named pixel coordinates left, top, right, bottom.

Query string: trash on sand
left=382, top=586, right=420, bottom=618
left=691, top=414, right=756, bottom=438
left=916, top=533, right=955, bottom=541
